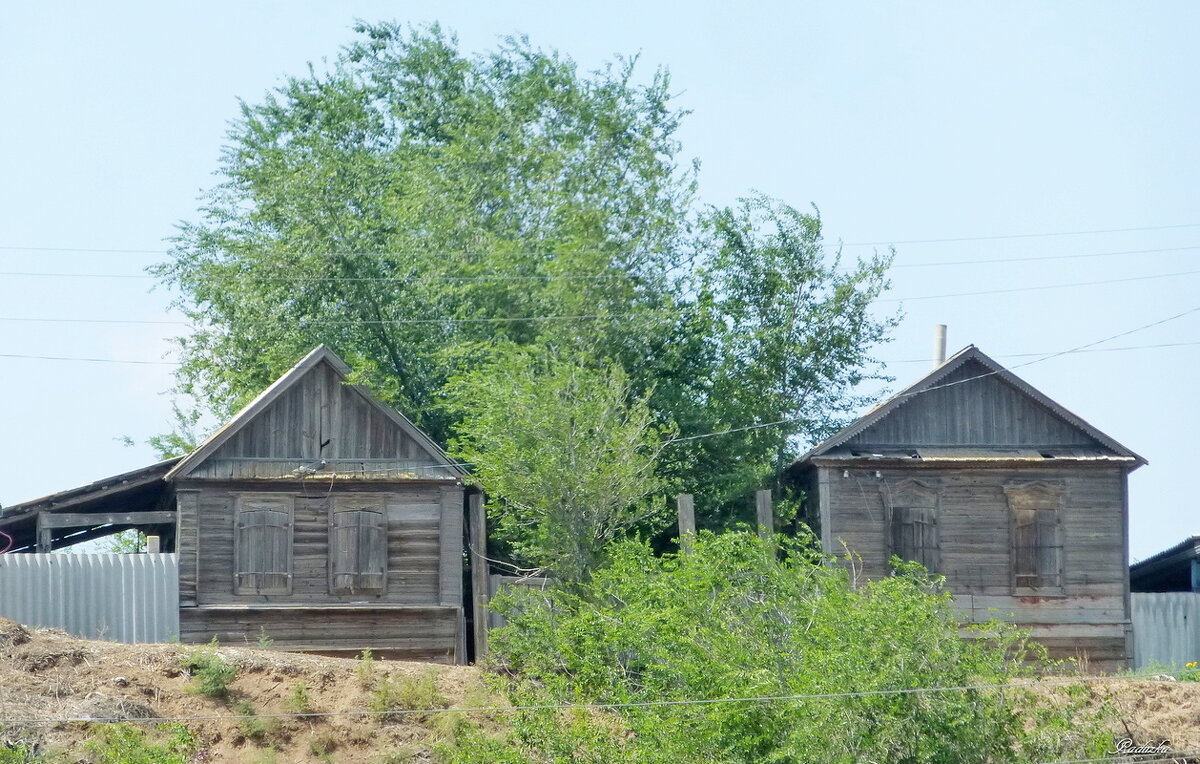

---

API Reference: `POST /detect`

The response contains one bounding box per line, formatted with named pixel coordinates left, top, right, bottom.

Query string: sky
left=1, top=2, right=1196, bottom=561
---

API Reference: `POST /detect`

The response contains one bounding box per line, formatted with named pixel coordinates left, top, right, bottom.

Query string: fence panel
left=0, top=553, right=178, bottom=643
left=1132, top=592, right=1200, bottom=670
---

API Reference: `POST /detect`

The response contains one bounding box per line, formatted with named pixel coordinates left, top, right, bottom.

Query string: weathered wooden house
left=0, top=346, right=482, bottom=662
left=788, top=345, right=1145, bottom=671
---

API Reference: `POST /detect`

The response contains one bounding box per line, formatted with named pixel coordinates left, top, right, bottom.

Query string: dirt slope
left=5, top=617, right=1200, bottom=762
left=0, top=618, right=488, bottom=762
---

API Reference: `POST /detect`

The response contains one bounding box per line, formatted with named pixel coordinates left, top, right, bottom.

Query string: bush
left=179, top=638, right=237, bottom=698
left=368, top=671, right=448, bottom=723
left=442, top=531, right=1112, bottom=763
left=284, top=681, right=313, bottom=714
left=232, top=701, right=280, bottom=745
left=81, top=723, right=195, bottom=764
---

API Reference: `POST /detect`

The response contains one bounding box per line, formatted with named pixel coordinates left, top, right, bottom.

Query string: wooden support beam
left=37, top=510, right=177, bottom=529
left=677, top=494, right=695, bottom=551
left=756, top=489, right=773, bottom=538
left=468, top=491, right=489, bottom=661
left=1191, top=559, right=1200, bottom=593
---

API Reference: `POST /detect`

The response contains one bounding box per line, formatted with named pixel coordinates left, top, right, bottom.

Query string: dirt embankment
left=0, top=618, right=489, bottom=762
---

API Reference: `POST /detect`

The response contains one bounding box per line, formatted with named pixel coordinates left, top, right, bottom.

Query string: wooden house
left=787, top=345, right=1145, bottom=671
left=0, top=346, right=483, bottom=663
left=1130, top=537, right=1200, bottom=592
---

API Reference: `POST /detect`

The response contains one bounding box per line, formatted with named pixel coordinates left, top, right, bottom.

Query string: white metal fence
left=0, top=553, right=178, bottom=643
left=1132, top=592, right=1200, bottom=670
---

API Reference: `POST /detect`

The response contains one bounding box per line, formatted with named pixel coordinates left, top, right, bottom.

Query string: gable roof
left=795, top=345, right=1146, bottom=466
left=165, top=345, right=465, bottom=480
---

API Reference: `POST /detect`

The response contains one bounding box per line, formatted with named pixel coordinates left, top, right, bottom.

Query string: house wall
left=175, top=479, right=465, bottom=662
left=813, top=462, right=1131, bottom=670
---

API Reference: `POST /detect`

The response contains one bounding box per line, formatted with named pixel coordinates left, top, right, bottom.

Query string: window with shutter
left=885, top=480, right=940, bottom=573
left=329, top=495, right=388, bottom=595
left=233, top=495, right=293, bottom=594
left=1004, top=482, right=1064, bottom=593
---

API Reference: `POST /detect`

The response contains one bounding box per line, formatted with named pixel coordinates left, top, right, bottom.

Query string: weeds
left=179, top=638, right=236, bottom=698
left=81, top=723, right=195, bottom=764
left=356, top=649, right=377, bottom=687
left=368, top=670, right=448, bottom=723
left=256, top=627, right=274, bottom=649
left=284, top=681, right=313, bottom=714
left=232, top=701, right=279, bottom=745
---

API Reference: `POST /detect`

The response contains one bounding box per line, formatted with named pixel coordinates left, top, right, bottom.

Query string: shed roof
left=1130, top=536, right=1200, bottom=592
left=794, top=345, right=1146, bottom=466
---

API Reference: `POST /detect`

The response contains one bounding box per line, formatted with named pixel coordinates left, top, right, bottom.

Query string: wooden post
left=468, top=491, right=490, bottom=661
left=676, top=493, right=695, bottom=551
left=756, top=489, right=773, bottom=538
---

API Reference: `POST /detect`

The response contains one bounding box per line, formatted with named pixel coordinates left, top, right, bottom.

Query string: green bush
left=179, top=638, right=236, bottom=698
left=368, top=671, right=448, bottom=723
left=284, top=681, right=313, bottom=714
left=441, top=531, right=1112, bottom=763
left=81, top=723, right=195, bottom=764
left=232, top=701, right=280, bottom=745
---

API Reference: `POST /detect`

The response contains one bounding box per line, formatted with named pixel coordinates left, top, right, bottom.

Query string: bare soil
left=0, top=618, right=490, bottom=762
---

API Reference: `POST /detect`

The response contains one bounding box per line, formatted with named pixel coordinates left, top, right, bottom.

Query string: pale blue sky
left=1, top=2, right=1196, bottom=560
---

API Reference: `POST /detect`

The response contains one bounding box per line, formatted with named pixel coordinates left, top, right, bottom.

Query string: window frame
left=1004, top=481, right=1065, bottom=595
left=328, top=494, right=389, bottom=596
left=883, top=479, right=941, bottom=574
left=232, top=493, right=294, bottom=595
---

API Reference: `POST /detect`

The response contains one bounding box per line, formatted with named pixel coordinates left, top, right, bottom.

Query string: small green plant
left=368, top=671, right=448, bottom=723
left=1180, top=660, right=1200, bottom=681
left=372, top=747, right=416, bottom=764
left=179, top=638, right=237, bottom=698
left=232, top=701, right=279, bottom=745
left=356, top=649, right=377, bottom=687
left=284, top=681, right=313, bottom=714
left=256, top=627, right=274, bottom=649
left=308, top=733, right=338, bottom=758
left=81, top=723, right=196, bottom=764
left=0, top=742, right=48, bottom=764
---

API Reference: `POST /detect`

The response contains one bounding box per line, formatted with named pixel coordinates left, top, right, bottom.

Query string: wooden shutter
left=886, top=481, right=940, bottom=573
left=234, top=495, right=293, bottom=594
left=330, top=496, right=388, bottom=595
left=1005, top=482, right=1064, bottom=592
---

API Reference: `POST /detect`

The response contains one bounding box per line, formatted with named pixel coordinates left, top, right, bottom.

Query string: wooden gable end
left=844, top=359, right=1104, bottom=450
left=167, top=346, right=462, bottom=480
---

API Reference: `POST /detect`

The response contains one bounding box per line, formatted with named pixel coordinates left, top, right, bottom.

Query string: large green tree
left=154, top=21, right=895, bottom=536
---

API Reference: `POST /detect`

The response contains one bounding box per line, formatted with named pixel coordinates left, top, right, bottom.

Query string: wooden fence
left=0, top=552, right=178, bottom=643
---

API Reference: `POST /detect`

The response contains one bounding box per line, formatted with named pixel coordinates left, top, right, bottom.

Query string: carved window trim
left=1004, top=481, right=1065, bottom=595
left=882, top=478, right=941, bottom=573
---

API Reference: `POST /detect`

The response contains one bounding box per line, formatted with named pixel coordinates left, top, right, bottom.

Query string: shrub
left=443, top=531, right=1112, bottom=763
left=232, top=701, right=280, bottom=745
left=356, top=649, right=377, bottom=688
left=284, top=681, right=313, bottom=714
left=179, top=638, right=236, bottom=698
left=368, top=671, right=448, bottom=723
left=81, top=723, right=195, bottom=764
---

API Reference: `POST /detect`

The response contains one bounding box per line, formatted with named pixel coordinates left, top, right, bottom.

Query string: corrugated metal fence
left=0, top=553, right=178, bottom=643
left=1132, top=592, right=1200, bottom=670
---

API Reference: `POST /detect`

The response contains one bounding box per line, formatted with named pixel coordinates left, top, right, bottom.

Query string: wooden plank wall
left=819, top=463, right=1130, bottom=669
left=179, top=606, right=460, bottom=662
left=845, top=360, right=1100, bottom=448
left=183, top=481, right=461, bottom=608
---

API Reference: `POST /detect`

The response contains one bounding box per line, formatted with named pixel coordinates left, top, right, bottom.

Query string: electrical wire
left=841, top=221, right=1200, bottom=247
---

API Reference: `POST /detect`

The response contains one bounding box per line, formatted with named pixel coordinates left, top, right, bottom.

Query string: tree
left=153, top=21, right=895, bottom=544
left=444, top=348, right=667, bottom=582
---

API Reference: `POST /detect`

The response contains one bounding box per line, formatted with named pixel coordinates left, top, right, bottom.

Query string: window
left=885, top=480, right=940, bottom=573
left=1004, top=482, right=1064, bottom=592
left=329, top=495, right=388, bottom=595
left=234, top=495, right=293, bottom=594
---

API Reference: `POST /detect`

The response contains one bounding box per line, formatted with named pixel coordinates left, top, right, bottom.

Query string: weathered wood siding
left=190, top=359, right=443, bottom=480
left=817, top=463, right=1130, bottom=670
left=844, top=360, right=1102, bottom=448
left=179, top=606, right=461, bottom=662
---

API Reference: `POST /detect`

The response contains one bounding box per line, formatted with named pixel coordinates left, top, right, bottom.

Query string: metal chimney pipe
left=933, top=325, right=947, bottom=368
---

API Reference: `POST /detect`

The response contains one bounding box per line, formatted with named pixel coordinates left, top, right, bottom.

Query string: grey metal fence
left=0, top=553, right=178, bottom=643
left=1132, top=592, right=1200, bottom=670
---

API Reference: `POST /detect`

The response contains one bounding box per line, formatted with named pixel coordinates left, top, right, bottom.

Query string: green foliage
left=1181, top=661, right=1200, bottom=681
left=284, top=681, right=313, bottom=714
left=368, top=671, right=449, bottom=723
left=356, top=649, right=377, bottom=688
left=442, top=531, right=1108, bottom=763
left=99, top=530, right=145, bottom=555
left=81, top=723, right=196, bottom=764
left=255, top=627, right=274, bottom=649
left=152, top=21, right=894, bottom=547
left=179, top=638, right=237, bottom=698
left=446, top=347, right=667, bottom=580
left=232, top=701, right=280, bottom=745
left=0, top=743, right=47, bottom=764
left=308, top=734, right=339, bottom=759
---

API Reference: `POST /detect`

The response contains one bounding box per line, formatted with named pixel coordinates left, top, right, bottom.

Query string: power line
left=842, top=221, right=1200, bottom=247
left=892, top=243, right=1200, bottom=268
left=883, top=339, right=1200, bottom=364
left=0, top=352, right=177, bottom=365
left=875, top=268, right=1200, bottom=303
